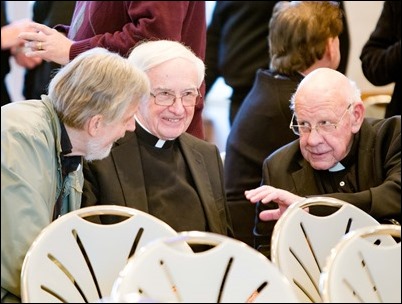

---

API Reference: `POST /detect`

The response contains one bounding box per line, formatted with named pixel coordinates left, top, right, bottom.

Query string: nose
left=168, top=97, right=186, bottom=113
left=305, top=127, right=323, bottom=145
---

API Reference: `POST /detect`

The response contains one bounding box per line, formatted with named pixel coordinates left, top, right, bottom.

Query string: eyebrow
left=153, top=87, right=197, bottom=93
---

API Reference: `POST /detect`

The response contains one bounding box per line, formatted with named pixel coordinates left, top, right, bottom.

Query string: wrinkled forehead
left=296, top=86, right=338, bottom=107
left=294, top=71, right=350, bottom=110
left=147, top=59, right=199, bottom=87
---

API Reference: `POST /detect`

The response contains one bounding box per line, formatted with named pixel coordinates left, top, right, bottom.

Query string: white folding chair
left=20, top=205, right=189, bottom=303
left=270, top=196, right=393, bottom=303
left=111, top=231, right=299, bottom=303
left=320, top=224, right=401, bottom=303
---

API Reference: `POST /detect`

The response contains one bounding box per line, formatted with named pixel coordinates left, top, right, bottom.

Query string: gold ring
left=37, top=41, right=43, bottom=51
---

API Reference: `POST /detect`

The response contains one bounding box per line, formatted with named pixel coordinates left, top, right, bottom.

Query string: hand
left=1, top=18, right=35, bottom=50
left=18, top=22, right=72, bottom=65
left=11, top=44, right=42, bottom=69
left=245, top=185, right=304, bottom=221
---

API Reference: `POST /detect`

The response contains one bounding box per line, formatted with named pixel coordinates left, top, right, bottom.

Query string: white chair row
left=21, top=205, right=298, bottom=303
left=20, top=199, right=401, bottom=303
left=269, top=196, right=401, bottom=303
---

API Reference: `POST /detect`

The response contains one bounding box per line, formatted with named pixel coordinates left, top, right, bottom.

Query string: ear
left=325, top=36, right=340, bottom=69
left=87, top=115, right=103, bottom=137
left=350, top=102, right=365, bottom=134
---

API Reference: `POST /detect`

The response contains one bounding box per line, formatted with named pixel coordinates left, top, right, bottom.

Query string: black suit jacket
left=82, top=130, right=233, bottom=237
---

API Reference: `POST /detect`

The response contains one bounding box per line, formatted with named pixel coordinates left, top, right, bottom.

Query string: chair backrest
left=320, top=224, right=401, bottom=303
left=111, top=231, right=299, bottom=303
left=20, top=205, right=188, bottom=303
left=270, top=196, right=395, bottom=303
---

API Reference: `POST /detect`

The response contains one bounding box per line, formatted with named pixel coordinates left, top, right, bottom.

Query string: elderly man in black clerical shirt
left=82, top=40, right=233, bottom=238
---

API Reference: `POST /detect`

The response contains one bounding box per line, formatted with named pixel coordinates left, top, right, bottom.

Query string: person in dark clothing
left=360, top=1, right=401, bottom=118
left=224, top=1, right=344, bottom=247
left=246, top=68, right=400, bottom=258
left=22, top=1, right=76, bottom=99
left=205, top=1, right=350, bottom=125
left=82, top=40, right=233, bottom=239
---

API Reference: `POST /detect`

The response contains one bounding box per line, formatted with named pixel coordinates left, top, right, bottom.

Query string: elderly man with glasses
left=245, top=67, right=401, bottom=258
left=81, top=40, right=233, bottom=239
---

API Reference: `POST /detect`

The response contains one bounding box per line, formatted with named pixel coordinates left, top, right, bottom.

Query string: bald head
left=291, top=67, right=362, bottom=111
left=299, top=68, right=348, bottom=92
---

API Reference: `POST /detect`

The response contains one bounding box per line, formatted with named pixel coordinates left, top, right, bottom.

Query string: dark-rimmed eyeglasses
left=289, top=103, right=352, bottom=136
left=150, top=89, right=201, bottom=107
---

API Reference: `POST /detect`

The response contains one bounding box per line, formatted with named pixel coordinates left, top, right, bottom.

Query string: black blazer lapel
left=179, top=135, right=221, bottom=231
left=111, top=132, right=149, bottom=212
left=292, top=159, right=321, bottom=195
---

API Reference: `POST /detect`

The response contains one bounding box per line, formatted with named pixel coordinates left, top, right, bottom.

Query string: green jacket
left=1, top=96, right=83, bottom=301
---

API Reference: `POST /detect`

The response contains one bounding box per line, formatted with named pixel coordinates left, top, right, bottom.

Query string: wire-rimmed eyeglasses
left=150, top=89, right=201, bottom=107
left=289, top=103, right=352, bottom=136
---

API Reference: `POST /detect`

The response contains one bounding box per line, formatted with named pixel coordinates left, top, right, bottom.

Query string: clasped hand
left=18, top=22, right=72, bottom=65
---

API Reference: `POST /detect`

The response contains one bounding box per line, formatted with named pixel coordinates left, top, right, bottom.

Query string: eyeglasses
left=150, top=89, right=201, bottom=107
left=289, top=103, right=352, bottom=136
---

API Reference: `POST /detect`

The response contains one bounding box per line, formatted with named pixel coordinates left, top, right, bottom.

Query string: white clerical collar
left=154, top=139, right=166, bottom=148
left=135, top=116, right=169, bottom=148
left=328, top=162, right=345, bottom=172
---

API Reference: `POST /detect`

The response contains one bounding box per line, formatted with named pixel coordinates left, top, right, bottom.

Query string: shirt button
left=340, top=181, right=345, bottom=187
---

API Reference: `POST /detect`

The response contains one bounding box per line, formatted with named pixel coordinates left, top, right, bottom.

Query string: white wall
left=344, top=1, right=394, bottom=94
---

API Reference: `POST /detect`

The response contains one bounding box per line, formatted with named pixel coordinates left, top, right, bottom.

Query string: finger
left=245, top=191, right=268, bottom=203
left=18, top=32, right=40, bottom=42
left=244, top=186, right=269, bottom=199
left=19, top=23, right=53, bottom=40
left=259, top=209, right=281, bottom=221
left=27, top=22, right=53, bottom=35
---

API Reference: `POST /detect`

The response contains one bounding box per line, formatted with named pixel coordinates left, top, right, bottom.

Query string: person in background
left=360, top=1, right=401, bottom=118
left=82, top=40, right=233, bottom=239
left=1, top=47, right=150, bottom=302
left=224, top=1, right=344, bottom=247
left=13, top=1, right=76, bottom=99
left=17, top=1, right=207, bottom=139
left=245, top=67, right=401, bottom=258
left=205, top=1, right=349, bottom=125
left=1, top=1, right=40, bottom=105
left=205, top=1, right=276, bottom=125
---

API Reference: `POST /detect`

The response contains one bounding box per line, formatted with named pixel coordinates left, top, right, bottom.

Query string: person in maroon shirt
left=18, top=1, right=207, bottom=139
